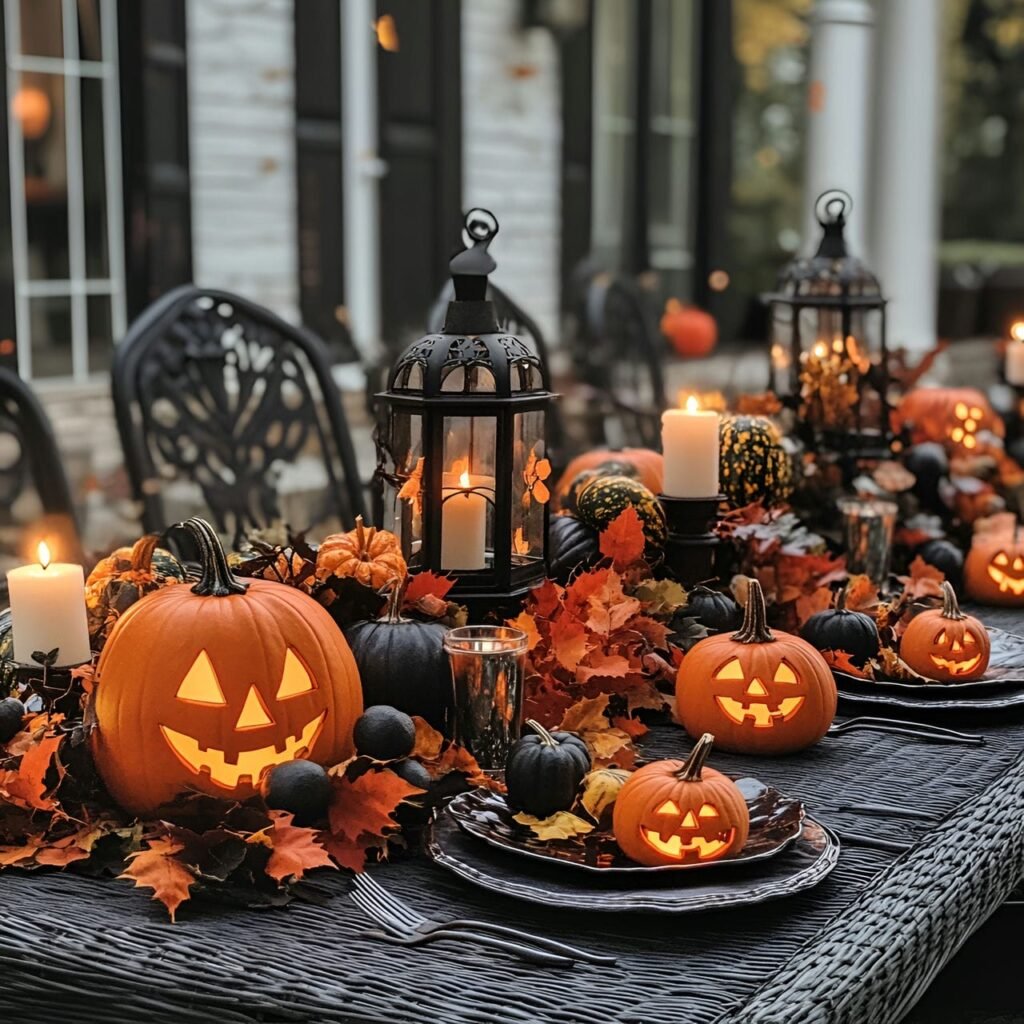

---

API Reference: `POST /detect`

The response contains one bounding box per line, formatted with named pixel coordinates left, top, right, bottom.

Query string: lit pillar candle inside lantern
left=6, top=542, right=91, bottom=666
left=1006, top=321, right=1024, bottom=386
left=661, top=395, right=720, bottom=498
left=441, top=470, right=487, bottom=570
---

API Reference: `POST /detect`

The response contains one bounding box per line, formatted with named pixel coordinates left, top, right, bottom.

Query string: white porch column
left=341, top=0, right=384, bottom=361
left=870, top=0, right=941, bottom=351
left=802, top=0, right=874, bottom=254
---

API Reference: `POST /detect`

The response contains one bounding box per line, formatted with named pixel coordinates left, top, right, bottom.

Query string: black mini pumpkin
left=343, top=584, right=451, bottom=728
left=548, top=514, right=600, bottom=583
left=918, top=538, right=964, bottom=590
left=261, top=759, right=332, bottom=825
left=353, top=705, right=417, bottom=761
left=799, top=587, right=880, bottom=667
left=903, top=443, right=949, bottom=514
left=576, top=475, right=667, bottom=549
left=686, top=585, right=742, bottom=634
left=505, top=720, right=591, bottom=818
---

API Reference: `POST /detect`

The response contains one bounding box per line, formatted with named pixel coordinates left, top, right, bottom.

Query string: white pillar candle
left=1006, top=323, right=1024, bottom=386
left=441, top=472, right=487, bottom=570
left=661, top=396, right=720, bottom=498
left=7, top=542, right=91, bottom=666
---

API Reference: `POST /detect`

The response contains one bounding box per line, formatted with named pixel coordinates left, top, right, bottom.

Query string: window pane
left=18, top=72, right=70, bottom=280
left=28, top=296, right=72, bottom=378
left=88, top=293, right=112, bottom=373
left=19, top=0, right=63, bottom=58
left=77, top=0, right=103, bottom=60
left=81, top=77, right=109, bottom=277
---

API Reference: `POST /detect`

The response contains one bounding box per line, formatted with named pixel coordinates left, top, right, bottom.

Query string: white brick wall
left=461, top=0, right=562, bottom=344
left=186, top=0, right=299, bottom=321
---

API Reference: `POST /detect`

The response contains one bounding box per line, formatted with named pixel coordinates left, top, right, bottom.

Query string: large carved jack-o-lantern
left=965, top=522, right=1024, bottom=607
left=675, top=580, right=837, bottom=755
left=900, top=582, right=990, bottom=682
left=92, top=519, right=363, bottom=816
left=894, top=388, right=1004, bottom=455
left=612, top=733, right=749, bottom=867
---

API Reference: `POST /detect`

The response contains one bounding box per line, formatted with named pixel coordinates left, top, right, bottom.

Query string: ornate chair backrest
left=0, top=368, right=83, bottom=571
left=112, top=286, right=366, bottom=546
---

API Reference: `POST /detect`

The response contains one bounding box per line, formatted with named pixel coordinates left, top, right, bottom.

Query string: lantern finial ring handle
left=815, top=189, right=852, bottom=228
left=463, top=208, right=499, bottom=249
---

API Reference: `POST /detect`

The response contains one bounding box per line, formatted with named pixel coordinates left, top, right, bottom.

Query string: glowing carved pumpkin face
left=712, top=656, right=805, bottom=728
left=640, top=798, right=735, bottom=862
left=986, top=551, right=1024, bottom=598
left=927, top=626, right=983, bottom=676
left=965, top=528, right=1024, bottom=607
left=949, top=401, right=985, bottom=452
left=901, top=582, right=990, bottom=682
left=92, top=520, right=362, bottom=816
left=893, top=387, right=1004, bottom=456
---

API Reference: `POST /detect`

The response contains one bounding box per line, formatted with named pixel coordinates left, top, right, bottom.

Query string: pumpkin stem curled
left=939, top=580, right=967, bottom=621
left=676, top=733, right=715, bottom=781
left=732, top=579, right=775, bottom=644
left=173, top=518, right=248, bottom=597
left=526, top=719, right=558, bottom=747
left=130, top=533, right=160, bottom=574
left=383, top=577, right=409, bottom=624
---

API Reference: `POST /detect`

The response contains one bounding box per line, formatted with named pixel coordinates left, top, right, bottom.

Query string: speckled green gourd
left=719, top=414, right=794, bottom=509
left=575, top=475, right=667, bottom=548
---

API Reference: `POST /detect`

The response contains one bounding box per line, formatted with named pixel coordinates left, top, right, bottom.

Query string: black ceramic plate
left=446, top=777, right=804, bottom=876
left=428, top=812, right=839, bottom=914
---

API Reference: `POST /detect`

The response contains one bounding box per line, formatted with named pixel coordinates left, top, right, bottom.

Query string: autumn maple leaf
left=599, top=506, right=646, bottom=569
left=120, top=836, right=195, bottom=922
left=1, top=719, right=64, bottom=812
left=403, top=571, right=455, bottom=606
left=260, top=810, right=335, bottom=883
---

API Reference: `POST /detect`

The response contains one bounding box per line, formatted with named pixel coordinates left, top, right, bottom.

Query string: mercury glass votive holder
left=444, top=625, right=528, bottom=770
left=838, top=496, right=899, bottom=586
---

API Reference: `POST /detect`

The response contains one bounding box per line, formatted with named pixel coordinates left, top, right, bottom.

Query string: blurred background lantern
left=375, top=209, right=554, bottom=619
left=764, top=190, right=892, bottom=467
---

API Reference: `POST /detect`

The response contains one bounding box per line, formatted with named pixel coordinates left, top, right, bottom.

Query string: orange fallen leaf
left=121, top=836, right=195, bottom=922
left=261, top=810, right=336, bottom=883
left=403, top=571, right=455, bottom=606
left=599, top=506, right=646, bottom=569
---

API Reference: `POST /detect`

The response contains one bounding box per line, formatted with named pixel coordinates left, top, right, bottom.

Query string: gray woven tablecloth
left=0, top=608, right=1022, bottom=1024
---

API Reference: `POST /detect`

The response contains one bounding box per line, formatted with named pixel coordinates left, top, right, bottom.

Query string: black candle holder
left=658, top=494, right=724, bottom=588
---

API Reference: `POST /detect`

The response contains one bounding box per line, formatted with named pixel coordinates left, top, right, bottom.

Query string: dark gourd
left=548, top=514, right=600, bottom=583
left=719, top=414, right=794, bottom=509
left=799, top=586, right=880, bottom=667
left=686, top=585, right=742, bottom=634
left=903, top=443, right=948, bottom=513
left=0, top=697, right=25, bottom=743
left=392, top=758, right=432, bottom=790
left=0, top=610, right=16, bottom=698
left=353, top=705, right=417, bottom=761
left=575, top=475, right=667, bottom=549
left=343, top=584, right=451, bottom=728
left=505, top=720, right=591, bottom=818
left=261, top=759, right=332, bottom=826
left=918, top=538, right=964, bottom=590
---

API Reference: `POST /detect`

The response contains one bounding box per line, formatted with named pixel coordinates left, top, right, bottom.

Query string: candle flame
left=1011, top=321, right=1024, bottom=342
left=812, top=341, right=828, bottom=359
left=37, top=541, right=51, bottom=569
left=685, top=395, right=699, bottom=414
left=459, top=470, right=472, bottom=489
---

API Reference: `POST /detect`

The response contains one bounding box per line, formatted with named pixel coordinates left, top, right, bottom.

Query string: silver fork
left=349, top=889, right=574, bottom=967
left=353, top=873, right=617, bottom=966
left=827, top=716, right=985, bottom=745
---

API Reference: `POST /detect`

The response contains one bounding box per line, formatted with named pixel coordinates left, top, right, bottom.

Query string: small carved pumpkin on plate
left=612, top=733, right=748, bottom=867
left=92, top=519, right=363, bottom=816
left=965, top=520, right=1024, bottom=606
left=676, top=580, right=837, bottom=755
left=900, top=582, right=990, bottom=682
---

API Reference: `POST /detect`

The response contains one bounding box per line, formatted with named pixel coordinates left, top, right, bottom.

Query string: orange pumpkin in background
left=676, top=579, right=837, bottom=755
left=553, top=448, right=663, bottom=511
left=900, top=582, right=990, bottom=682
left=316, top=516, right=407, bottom=590
left=660, top=299, right=718, bottom=358
left=92, top=519, right=363, bottom=816
left=965, top=517, right=1024, bottom=606
left=893, top=388, right=1004, bottom=455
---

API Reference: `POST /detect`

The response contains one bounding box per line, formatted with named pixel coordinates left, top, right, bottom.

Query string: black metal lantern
left=376, top=210, right=553, bottom=618
left=765, top=190, right=891, bottom=463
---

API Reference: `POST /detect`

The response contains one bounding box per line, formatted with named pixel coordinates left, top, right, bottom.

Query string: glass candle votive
left=838, top=496, right=898, bottom=586
left=444, top=625, right=529, bottom=770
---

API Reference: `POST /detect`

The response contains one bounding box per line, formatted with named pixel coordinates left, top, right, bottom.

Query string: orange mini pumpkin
left=92, top=518, right=363, bottom=816
left=613, top=733, right=748, bottom=867
left=676, top=580, right=837, bottom=755
left=659, top=299, right=718, bottom=359
left=553, top=448, right=663, bottom=511
left=965, top=520, right=1024, bottom=606
left=893, top=388, right=1004, bottom=455
left=900, top=582, right=990, bottom=682
left=316, top=516, right=407, bottom=590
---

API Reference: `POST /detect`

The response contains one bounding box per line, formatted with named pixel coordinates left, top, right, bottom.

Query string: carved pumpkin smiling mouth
left=641, top=802, right=736, bottom=861
left=987, top=553, right=1024, bottom=597
left=713, top=660, right=805, bottom=728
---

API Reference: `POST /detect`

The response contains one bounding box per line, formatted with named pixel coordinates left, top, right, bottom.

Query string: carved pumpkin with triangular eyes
left=965, top=524, right=1024, bottom=607
left=901, top=582, right=990, bottom=682
left=675, top=580, right=837, bottom=755
left=92, top=519, right=363, bottom=816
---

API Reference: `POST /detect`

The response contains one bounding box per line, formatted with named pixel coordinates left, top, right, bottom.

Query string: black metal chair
left=571, top=272, right=667, bottom=449
left=112, top=286, right=366, bottom=546
left=0, top=368, right=84, bottom=584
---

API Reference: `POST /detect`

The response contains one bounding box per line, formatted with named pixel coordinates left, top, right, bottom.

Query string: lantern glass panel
left=386, top=410, right=423, bottom=564
left=511, top=410, right=547, bottom=567
left=441, top=415, right=497, bottom=571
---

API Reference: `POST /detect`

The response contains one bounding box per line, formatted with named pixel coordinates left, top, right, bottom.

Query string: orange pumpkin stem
left=526, top=719, right=558, bottom=747
left=676, top=732, right=715, bottom=781
left=174, top=518, right=248, bottom=598
left=383, top=576, right=409, bottom=624
left=732, top=579, right=775, bottom=645
left=130, top=533, right=160, bottom=574
left=939, top=580, right=967, bottom=621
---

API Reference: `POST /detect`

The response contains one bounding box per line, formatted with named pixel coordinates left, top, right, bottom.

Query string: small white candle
left=441, top=471, right=487, bottom=570
left=1006, top=322, right=1024, bottom=386
left=661, top=395, right=720, bottom=498
left=7, top=542, right=91, bottom=666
